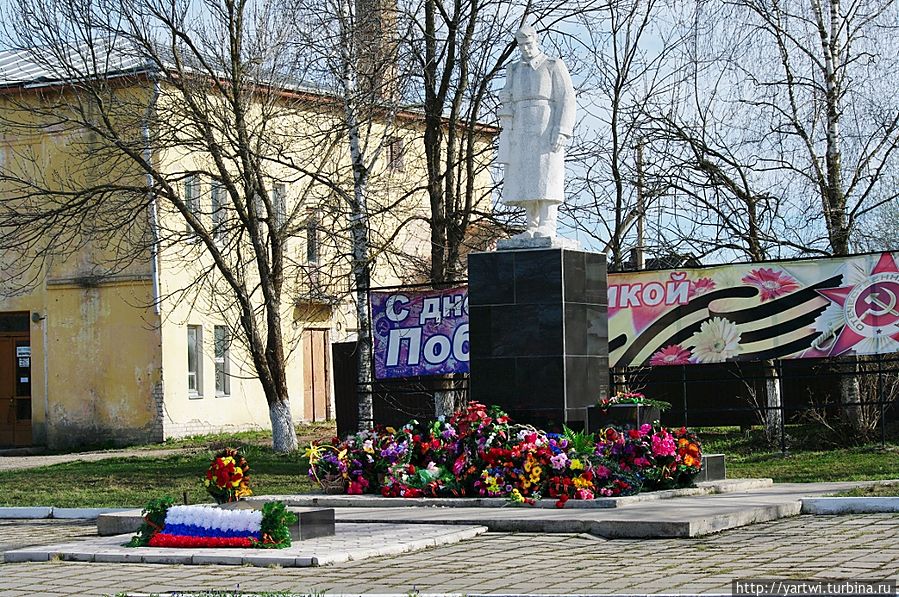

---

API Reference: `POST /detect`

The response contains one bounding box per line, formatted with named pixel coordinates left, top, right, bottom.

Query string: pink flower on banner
left=650, top=344, right=692, bottom=366
left=742, top=268, right=800, bottom=301
left=689, top=277, right=716, bottom=298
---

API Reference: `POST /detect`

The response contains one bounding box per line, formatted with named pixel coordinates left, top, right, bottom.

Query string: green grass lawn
left=722, top=447, right=899, bottom=482
left=1, top=427, right=331, bottom=508
left=6, top=421, right=899, bottom=507
left=834, top=483, right=899, bottom=497
left=698, top=425, right=899, bottom=483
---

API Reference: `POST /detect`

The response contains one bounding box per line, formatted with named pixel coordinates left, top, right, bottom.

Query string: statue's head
left=515, top=24, right=541, bottom=60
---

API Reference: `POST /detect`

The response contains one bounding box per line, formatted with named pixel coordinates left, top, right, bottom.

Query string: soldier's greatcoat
left=496, top=53, right=576, bottom=205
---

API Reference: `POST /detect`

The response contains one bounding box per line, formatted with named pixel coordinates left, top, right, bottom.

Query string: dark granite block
left=563, top=250, right=586, bottom=303
left=586, top=355, right=610, bottom=402
left=469, top=251, right=516, bottom=305
left=490, top=304, right=562, bottom=357
left=289, top=507, right=335, bottom=541
left=564, top=303, right=587, bottom=355
left=585, top=252, right=608, bottom=304
left=468, top=305, right=492, bottom=359
left=514, top=356, right=565, bottom=409
left=564, top=355, right=588, bottom=415
left=469, top=357, right=517, bottom=405
left=585, top=305, right=608, bottom=354
left=696, top=454, right=726, bottom=482
left=565, top=356, right=610, bottom=412
left=514, top=250, right=562, bottom=304
left=505, top=406, right=567, bottom=431
left=468, top=248, right=609, bottom=429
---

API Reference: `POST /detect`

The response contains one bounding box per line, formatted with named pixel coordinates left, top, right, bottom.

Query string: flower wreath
left=127, top=500, right=297, bottom=549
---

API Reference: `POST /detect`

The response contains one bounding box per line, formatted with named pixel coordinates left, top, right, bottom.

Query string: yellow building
left=0, top=44, right=495, bottom=449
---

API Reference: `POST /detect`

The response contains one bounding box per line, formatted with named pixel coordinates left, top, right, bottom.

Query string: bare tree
left=564, top=0, right=689, bottom=270
left=0, top=0, right=421, bottom=448
left=641, top=0, right=899, bottom=435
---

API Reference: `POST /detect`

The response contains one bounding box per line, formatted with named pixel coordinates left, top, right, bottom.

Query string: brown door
left=302, top=329, right=331, bottom=421
left=0, top=334, right=31, bottom=447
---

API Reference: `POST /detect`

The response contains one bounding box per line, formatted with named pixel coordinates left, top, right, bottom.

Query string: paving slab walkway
left=0, top=447, right=196, bottom=472
left=2, top=514, right=898, bottom=596
left=3, top=522, right=487, bottom=567
left=96, top=480, right=883, bottom=540
left=313, top=481, right=874, bottom=537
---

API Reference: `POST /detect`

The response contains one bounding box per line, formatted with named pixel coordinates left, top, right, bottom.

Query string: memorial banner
left=608, top=251, right=899, bottom=367
left=371, top=287, right=470, bottom=379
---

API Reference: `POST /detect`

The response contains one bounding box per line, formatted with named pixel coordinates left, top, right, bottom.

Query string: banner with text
left=609, top=251, right=899, bottom=367
left=371, top=287, right=470, bottom=379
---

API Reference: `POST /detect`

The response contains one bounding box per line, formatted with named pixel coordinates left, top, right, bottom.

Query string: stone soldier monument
left=495, top=23, right=576, bottom=242
left=468, top=23, right=609, bottom=429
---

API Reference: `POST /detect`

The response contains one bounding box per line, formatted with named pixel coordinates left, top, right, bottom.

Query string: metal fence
left=334, top=283, right=899, bottom=451
left=609, top=354, right=899, bottom=453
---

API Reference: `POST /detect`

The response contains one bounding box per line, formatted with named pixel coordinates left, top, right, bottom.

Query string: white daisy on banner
left=688, top=317, right=742, bottom=363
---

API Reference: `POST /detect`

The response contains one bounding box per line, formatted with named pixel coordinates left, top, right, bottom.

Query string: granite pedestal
left=468, top=248, right=609, bottom=429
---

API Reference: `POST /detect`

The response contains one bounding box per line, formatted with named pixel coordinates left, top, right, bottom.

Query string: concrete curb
left=3, top=522, right=489, bottom=567
left=801, top=497, right=899, bottom=514
left=334, top=500, right=803, bottom=538
left=0, top=507, right=52, bottom=519
left=122, top=594, right=736, bottom=597
left=252, top=478, right=773, bottom=510
left=0, top=507, right=130, bottom=520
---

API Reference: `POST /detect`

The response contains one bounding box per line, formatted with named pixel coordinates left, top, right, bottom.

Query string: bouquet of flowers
left=595, top=423, right=703, bottom=490
left=674, top=426, right=703, bottom=486
left=598, top=391, right=671, bottom=411
left=308, top=400, right=702, bottom=506
left=204, top=448, right=252, bottom=504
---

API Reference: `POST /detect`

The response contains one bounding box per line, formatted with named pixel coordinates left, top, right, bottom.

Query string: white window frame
left=187, top=325, right=203, bottom=398
left=214, top=325, right=231, bottom=397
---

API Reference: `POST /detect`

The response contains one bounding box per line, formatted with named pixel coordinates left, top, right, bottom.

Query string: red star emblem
left=817, top=252, right=899, bottom=356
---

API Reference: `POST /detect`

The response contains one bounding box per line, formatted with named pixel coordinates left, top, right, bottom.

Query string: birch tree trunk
left=339, top=0, right=374, bottom=431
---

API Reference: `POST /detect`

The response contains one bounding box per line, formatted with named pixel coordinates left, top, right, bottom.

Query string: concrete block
left=52, top=507, right=130, bottom=519
left=0, top=507, right=52, bottom=519
left=96, top=509, right=143, bottom=535
left=223, top=502, right=335, bottom=540
left=291, top=507, right=335, bottom=540
left=93, top=552, right=130, bottom=563
left=139, top=553, right=193, bottom=565
left=689, top=502, right=802, bottom=536
left=3, top=549, right=51, bottom=562
left=240, top=554, right=297, bottom=567
left=193, top=553, right=244, bottom=565
left=802, top=497, right=899, bottom=514
left=61, top=551, right=96, bottom=562
left=596, top=519, right=691, bottom=539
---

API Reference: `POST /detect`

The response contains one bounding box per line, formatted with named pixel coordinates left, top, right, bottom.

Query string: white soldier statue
left=496, top=23, right=576, bottom=241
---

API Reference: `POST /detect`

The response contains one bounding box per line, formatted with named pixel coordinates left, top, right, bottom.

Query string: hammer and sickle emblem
left=862, top=287, right=899, bottom=319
